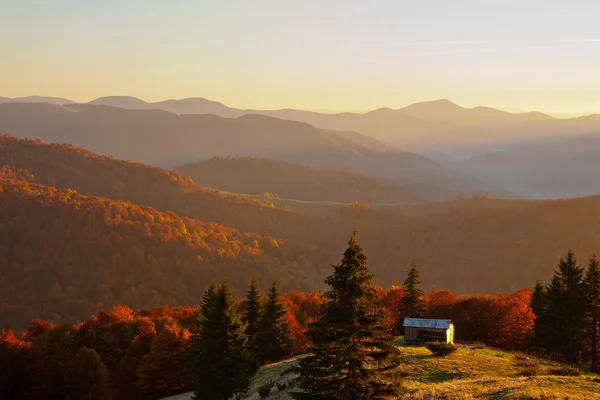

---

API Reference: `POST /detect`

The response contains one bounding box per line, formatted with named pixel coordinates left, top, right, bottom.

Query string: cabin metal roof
left=403, top=318, right=452, bottom=329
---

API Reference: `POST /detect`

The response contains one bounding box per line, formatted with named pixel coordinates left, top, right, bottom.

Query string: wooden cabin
left=403, top=318, right=454, bottom=345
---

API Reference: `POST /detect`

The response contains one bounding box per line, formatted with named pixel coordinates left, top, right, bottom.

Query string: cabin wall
left=446, top=325, right=454, bottom=344
left=405, top=327, right=417, bottom=340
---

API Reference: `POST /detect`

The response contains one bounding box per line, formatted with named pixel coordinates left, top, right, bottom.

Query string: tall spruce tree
left=397, top=261, right=425, bottom=332
left=254, top=282, right=294, bottom=365
left=529, top=280, right=548, bottom=349
left=292, top=231, right=402, bottom=400
left=242, top=278, right=263, bottom=339
left=544, top=250, right=585, bottom=364
left=584, top=255, right=600, bottom=372
left=188, top=282, right=258, bottom=400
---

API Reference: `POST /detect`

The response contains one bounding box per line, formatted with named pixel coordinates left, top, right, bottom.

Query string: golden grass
left=162, top=343, right=600, bottom=399
left=400, top=345, right=600, bottom=399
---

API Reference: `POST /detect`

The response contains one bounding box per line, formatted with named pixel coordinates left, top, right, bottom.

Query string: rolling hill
left=0, top=135, right=336, bottom=248
left=5, top=136, right=600, bottom=304
left=0, top=103, right=510, bottom=198
left=0, top=176, right=330, bottom=332
left=175, top=157, right=424, bottom=204
left=460, top=136, right=600, bottom=198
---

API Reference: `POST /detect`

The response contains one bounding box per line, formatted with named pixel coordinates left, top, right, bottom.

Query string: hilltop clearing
left=162, top=343, right=600, bottom=400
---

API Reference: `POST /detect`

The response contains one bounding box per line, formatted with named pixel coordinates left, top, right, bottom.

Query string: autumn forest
left=2, top=106, right=600, bottom=398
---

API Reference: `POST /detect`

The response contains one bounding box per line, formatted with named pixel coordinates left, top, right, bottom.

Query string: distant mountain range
left=0, top=102, right=513, bottom=199
left=3, top=95, right=599, bottom=151
left=460, top=135, right=600, bottom=198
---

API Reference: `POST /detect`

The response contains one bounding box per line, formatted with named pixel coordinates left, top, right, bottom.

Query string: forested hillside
left=175, top=156, right=424, bottom=204
left=4, top=136, right=600, bottom=299
left=0, top=177, right=328, bottom=331
left=0, top=135, right=337, bottom=247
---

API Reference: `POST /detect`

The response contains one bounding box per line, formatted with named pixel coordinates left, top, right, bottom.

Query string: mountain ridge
left=3, top=94, right=596, bottom=150
left=0, top=103, right=509, bottom=199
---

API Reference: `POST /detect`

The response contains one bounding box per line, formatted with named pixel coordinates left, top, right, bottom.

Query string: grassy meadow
left=162, top=339, right=600, bottom=400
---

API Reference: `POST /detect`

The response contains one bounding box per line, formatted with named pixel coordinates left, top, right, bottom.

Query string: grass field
left=240, top=193, right=542, bottom=220
left=162, top=340, right=600, bottom=399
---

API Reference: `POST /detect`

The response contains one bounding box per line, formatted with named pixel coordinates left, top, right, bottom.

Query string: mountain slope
left=0, top=135, right=337, bottom=247
left=460, top=136, right=600, bottom=198
left=175, top=157, right=425, bottom=204
left=3, top=136, right=600, bottom=298
left=0, top=104, right=507, bottom=198
left=0, top=177, right=328, bottom=332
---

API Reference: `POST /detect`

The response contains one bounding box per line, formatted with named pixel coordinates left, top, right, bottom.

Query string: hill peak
left=401, top=99, right=463, bottom=111
left=88, top=96, right=149, bottom=108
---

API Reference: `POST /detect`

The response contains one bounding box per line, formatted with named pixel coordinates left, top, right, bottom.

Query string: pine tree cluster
left=188, top=278, right=295, bottom=399
left=531, top=251, right=600, bottom=370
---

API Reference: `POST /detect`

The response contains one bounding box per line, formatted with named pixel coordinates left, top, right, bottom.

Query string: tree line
left=1, top=231, right=544, bottom=399
left=529, top=250, right=600, bottom=371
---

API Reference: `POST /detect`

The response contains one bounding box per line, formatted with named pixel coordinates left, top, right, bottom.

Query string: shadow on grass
left=429, top=371, right=464, bottom=384
left=403, top=354, right=436, bottom=363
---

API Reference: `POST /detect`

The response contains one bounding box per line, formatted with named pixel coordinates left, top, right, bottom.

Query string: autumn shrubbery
left=426, top=341, right=458, bottom=357
left=550, top=365, right=582, bottom=377
left=515, top=354, right=543, bottom=377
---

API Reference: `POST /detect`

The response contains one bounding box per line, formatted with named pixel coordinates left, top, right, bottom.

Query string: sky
left=2, top=0, right=600, bottom=115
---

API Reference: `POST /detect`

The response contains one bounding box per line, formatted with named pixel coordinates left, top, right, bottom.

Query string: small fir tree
left=242, top=277, right=263, bottom=339
left=254, top=282, right=295, bottom=364
left=584, top=255, right=600, bottom=372
left=291, top=230, right=402, bottom=399
left=188, top=282, right=258, bottom=400
left=529, top=280, right=548, bottom=348
left=544, top=250, right=586, bottom=364
left=397, top=261, right=425, bottom=332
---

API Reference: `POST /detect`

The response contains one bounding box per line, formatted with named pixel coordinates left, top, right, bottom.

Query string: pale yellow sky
left=2, top=1, right=600, bottom=116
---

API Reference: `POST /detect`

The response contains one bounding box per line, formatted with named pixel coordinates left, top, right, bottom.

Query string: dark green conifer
left=530, top=280, right=548, bottom=348
left=397, top=261, right=425, bottom=332
left=254, top=282, right=294, bottom=364
left=584, top=255, right=600, bottom=372
left=242, top=277, right=263, bottom=339
left=189, top=282, right=258, bottom=400
left=291, top=231, right=402, bottom=400
left=544, top=250, right=585, bottom=364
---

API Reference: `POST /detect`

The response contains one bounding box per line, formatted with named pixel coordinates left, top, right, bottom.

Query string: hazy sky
left=2, top=0, right=600, bottom=114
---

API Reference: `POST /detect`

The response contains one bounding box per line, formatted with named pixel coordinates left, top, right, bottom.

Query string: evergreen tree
left=254, top=282, right=294, bottom=364
left=529, top=280, right=548, bottom=348
left=66, top=347, right=111, bottom=400
left=292, top=231, right=402, bottom=400
left=544, top=250, right=585, bottom=364
left=242, top=277, right=263, bottom=339
left=584, top=255, right=600, bottom=372
left=188, top=282, right=258, bottom=400
left=397, top=261, right=425, bottom=332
